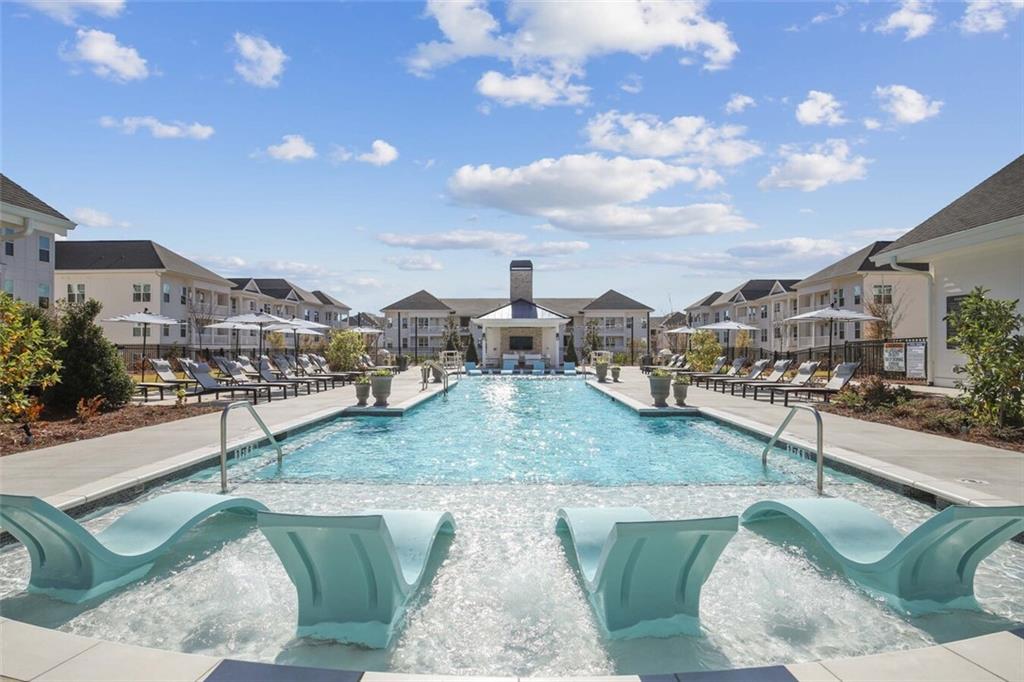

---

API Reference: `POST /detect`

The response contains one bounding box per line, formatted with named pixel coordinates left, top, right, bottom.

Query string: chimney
left=509, top=260, right=533, bottom=301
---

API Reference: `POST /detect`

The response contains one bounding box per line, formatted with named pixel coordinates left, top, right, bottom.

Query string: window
left=3, top=228, right=13, bottom=256
left=946, top=295, right=968, bottom=349
left=761, top=328, right=768, bottom=342
left=402, top=337, right=408, bottom=349
left=791, top=326, right=798, bottom=338
left=605, top=317, right=618, bottom=328
left=417, top=336, right=429, bottom=348
left=401, top=317, right=408, bottom=329
left=162, top=283, right=171, bottom=303
left=854, top=322, right=861, bottom=339
left=833, top=288, right=844, bottom=307
left=2, top=279, right=13, bottom=295
left=838, top=324, right=846, bottom=340
left=313, top=311, right=320, bottom=322
left=774, top=327, right=782, bottom=338
left=417, top=317, right=429, bottom=328
left=132, top=324, right=150, bottom=338
left=714, top=312, right=721, bottom=323
left=853, top=285, right=862, bottom=305
left=132, top=283, right=151, bottom=302
left=66, top=283, right=85, bottom=303
left=509, top=335, right=534, bottom=350
left=216, top=293, right=228, bottom=307
left=773, top=302, right=781, bottom=314
left=181, top=286, right=188, bottom=304
left=760, top=305, right=768, bottom=319
left=38, top=235, right=50, bottom=262
left=817, top=292, right=829, bottom=306
left=198, top=290, right=206, bottom=304
left=180, top=323, right=187, bottom=338
left=872, top=284, right=893, bottom=305
left=37, top=283, right=50, bottom=308
left=163, top=325, right=169, bottom=337
left=249, top=300, right=256, bottom=311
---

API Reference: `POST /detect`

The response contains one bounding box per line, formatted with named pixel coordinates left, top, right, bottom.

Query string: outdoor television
left=509, top=336, right=534, bottom=350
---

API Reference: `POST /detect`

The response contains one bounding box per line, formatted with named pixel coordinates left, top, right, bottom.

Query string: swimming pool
left=1, top=377, right=1021, bottom=676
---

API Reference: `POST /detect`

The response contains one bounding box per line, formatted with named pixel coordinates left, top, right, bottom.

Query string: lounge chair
left=665, top=360, right=694, bottom=373
left=563, top=362, right=576, bottom=375
left=297, top=355, right=358, bottom=384
left=723, top=359, right=792, bottom=396
left=181, top=359, right=274, bottom=404
left=221, top=361, right=296, bottom=397
left=134, top=379, right=176, bottom=402
left=464, top=361, right=482, bottom=376
left=501, top=358, right=516, bottom=375
left=706, top=358, right=769, bottom=393
left=692, top=357, right=747, bottom=388
left=274, top=354, right=334, bottom=390
left=0, top=492, right=266, bottom=603
left=258, top=509, right=456, bottom=648
left=532, top=360, right=545, bottom=375
left=149, top=359, right=198, bottom=390
left=765, top=361, right=861, bottom=406
left=258, top=359, right=314, bottom=394
left=213, top=355, right=258, bottom=381
left=672, top=355, right=726, bottom=380
left=236, top=355, right=260, bottom=375
left=749, top=361, right=820, bottom=400
left=556, top=507, right=737, bottom=638
left=741, top=499, right=1024, bottom=614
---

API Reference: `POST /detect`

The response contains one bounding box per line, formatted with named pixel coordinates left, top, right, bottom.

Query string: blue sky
left=2, top=1, right=1021, bottom=314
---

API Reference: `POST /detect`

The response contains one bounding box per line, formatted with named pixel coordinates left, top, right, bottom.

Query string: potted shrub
left=595, top=361, right=609, bottom=382
left=611, top=365, right=622, bottom=382
left=355, top=374, right=371, bottom=406
left=397, top=355, right=409, bottom=372
left=371, top=369, right=393, bottom=406
left=672, top=374, right=690, bottom=406
left=649, top=368, right=671, bottom=407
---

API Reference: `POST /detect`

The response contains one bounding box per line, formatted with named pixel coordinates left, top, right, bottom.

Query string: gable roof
left=1, top=174, right=72, bottom=222
left=796, top=241, right=926, bottom=287
left=348, top=312, right=383, bottom=328
left=655, top=311, right=687, bottom=328
left=55, top=240, right=232, bottom=285
left=312, top=290, right=350, bottom=308
left=382, top=289, right=453, bottom=311
left=582, top=289, right=653, bottom=311
left=880, top=154, right=1024, bottom=255
left=476, top=298, right=568, bottom=320
left=771, top=279, right=800, bottom=294
left=249, top=278, right=320, bottom=304
left=685, top=291, right=722, bottom=310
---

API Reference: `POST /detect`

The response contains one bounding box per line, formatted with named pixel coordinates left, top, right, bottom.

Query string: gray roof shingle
left=382, top=290, right=453, bottom=311
left=1, top=174, right=71, bottom=222
left=582, top=289, right=654, bottom=311
left=312, top=290, right=350, bottom=309
left=796, top=241, right=926, bottom=287
left=686, top=291, right=723, bottom=309
left=55, top=240, right=232, bottom=285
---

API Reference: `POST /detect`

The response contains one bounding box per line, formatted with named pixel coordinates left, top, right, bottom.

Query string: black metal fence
left=712, top=338, right=928, bottom=382
left=113, top=344, right=329, bottom=372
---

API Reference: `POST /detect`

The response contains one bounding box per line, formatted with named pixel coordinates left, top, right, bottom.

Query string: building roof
left=249, top=278, right=320, bottom=304
left=1, top=174, right=71, bottom=222
left=475, top=298, right=568, bottom=321
left=685, top=291, right=723, bottom=310
left=654, top=312, right=688, bottom=328
left=582, top=289, right=654, bottom=311
left=312, top=290, right=350, bottom=309
left=510, top=259, right=533, bottom=270
left=55, top=240, right=232, bottom=285
left=880, top=154, right=1024, bottom=255
left=773, top=279, right=801, bottom=293
left=382, top=289, right=453, bottom=311
left=348, top=312, right=384, bottom=328
left=796, top=241, right=926, bottom=287
left=384, top=291, right=651, bottom=316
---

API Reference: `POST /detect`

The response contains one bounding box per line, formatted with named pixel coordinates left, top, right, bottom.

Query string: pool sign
left=883, top=343, right=906, bottom=373
left=906, top=341, right=927, bottom=379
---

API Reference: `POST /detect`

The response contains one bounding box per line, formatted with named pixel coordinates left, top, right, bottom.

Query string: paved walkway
left=596, top=368, right=1023, bottom=505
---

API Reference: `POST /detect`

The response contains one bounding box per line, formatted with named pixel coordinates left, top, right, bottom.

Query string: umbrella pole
left=828, top=322, right=834, bottom=378
left=141, top=323, right=147, bottom=383
left=258, top=323, right=264, bottom=382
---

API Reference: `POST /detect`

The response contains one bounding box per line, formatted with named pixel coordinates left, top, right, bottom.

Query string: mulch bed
left=1, top=404, right=221, bottom=456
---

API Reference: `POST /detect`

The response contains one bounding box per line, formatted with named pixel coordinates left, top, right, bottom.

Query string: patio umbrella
left=265, top=323, right=324, bottom=368
left=666, top=325, right=698, bottom=352
left=103, top=309, right=180, bottom=382
left=203, top=321, right=259, bottom=356
left=699, top=320, right=758, bottom=358
left=786, top=305, right=881, bottom=376
left=222, top=311, right=289, bottom=381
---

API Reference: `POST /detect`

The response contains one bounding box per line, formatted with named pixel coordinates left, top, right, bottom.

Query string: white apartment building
left=1, top=174, right=76, bottom=307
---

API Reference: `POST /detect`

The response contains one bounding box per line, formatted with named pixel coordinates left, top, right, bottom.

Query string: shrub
left=686, top=330, right=721, bottom=371
left=0, top=294, right=63, bottom=425
left=832, top=388, right=865, bottom=410
left=325, top=329, right=366, bottom=371
left=464, top=337, right=479, bottom=364
left=75, top=396, right=105, bottom=423
left=650, top=368, right=670, bottom=378
left=673, top=374, right=690, bottom=385
left=355, top=373, right=370, bottom=385
left=46, top=300, right=134, bottom=412
left=564, top=334, right=578, bottom=364
left=612, top=352, right=628, bottom=365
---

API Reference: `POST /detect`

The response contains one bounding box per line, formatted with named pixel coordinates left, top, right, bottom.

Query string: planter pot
left=398, top=356, right=408, bottom=372
left=431, top=366, right=445, bottom=383
left=371, top=376, right=393, bottom=407
left=611, top=367, right=621, bottom=382
left=595, top=364, right=609, bottom=382
left=355, top=383, right=370, bottom=406
left=649, top=376, right=671, bottom=408
left=673, top=383, right=688, bottom=406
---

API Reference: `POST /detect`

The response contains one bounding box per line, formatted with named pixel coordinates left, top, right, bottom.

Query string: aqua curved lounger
left=555, top=507, right=738, bottom=639
left=0, top=492, right=267, bottom=603
left=257, top=509, right=456, bottom=648
left=741, top=498, right=1024, bottom=613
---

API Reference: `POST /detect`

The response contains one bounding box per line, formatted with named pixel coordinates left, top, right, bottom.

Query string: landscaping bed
left=1, top=404, right=220, bottom=456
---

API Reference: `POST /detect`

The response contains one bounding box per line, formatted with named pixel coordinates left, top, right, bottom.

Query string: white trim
left=0, top=202, right=77, bottom=236
left=871, top=214, right=1024, bottom=264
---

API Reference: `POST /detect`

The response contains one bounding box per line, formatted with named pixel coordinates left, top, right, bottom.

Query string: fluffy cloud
left=21, top=0, right=124, bottom=24
left=63, top=28, right=148, bottom=82
left=961, top=0, right=1023, bottom=33
left=874, top=84, right=943, bottom=123
left=632, top=236, right=857, bottom=275
left=541, top=204, right=752, bottom=239
left=724, top=93, right=755, bottom=114
left=233, top=33, right=288, bottom=87
left=876, top=0, right=936, bottom=40
left=759, top=139, right=870, bottom=192
left=795, top=90, right=847, bottom=126
left=584, top=110, right=762, bottom=167
left=476, top=70, right=589, bottom=107
left=265, top=134, right=316, bottom=161
left=863, top=117, right=882, bottom=130
left=377, top=229, right=590, bottom=256
left=727, top=237, right=850, bottom=259
left=386, top=254, right=444, bottom=271
left=620, top=74, right=643, bottom=94
left=71, top=207, right=130, bottom=228
left=99, top=115, right=214, bottom=139
left=357, top=139, right=399, bottom=166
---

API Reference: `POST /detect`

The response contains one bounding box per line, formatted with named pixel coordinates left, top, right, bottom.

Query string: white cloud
left=357, top=139, right=399, bottom=166
left=233, top=32, right=288, bottom=87
left=386, top=254, right=444, bottom=271
left=724, top=93, right=755, bottom=114
left=728, top=237, right=850, bottom=259
left=759, top=139, right=870, bottom=192
left=265, top=134, right=316, bottom=161
left=874, top=84, right=943, bottom=123
left=71, top=207, right=130, bottom=228
left=584, top=111, right=762, bottom=167
left=812, top=3, right=848, bottom=24
left=631, top=236, right=858, bottom=275
left=620, top=74, right=643, bottom=94
left=476, top=70, right=589, bottom=107
left=541, top=203, right=752, bottom=239
left=795, top=90, right=847, bottom=126
left=329, top=145, right=353, bottom=164
left=961, top=0, right=1023, bottom=33
left=863, top=117, right=882, bottom=130
left=849, top=227, right=909, bottom=240
left=377, top=229, right=590, bottom=256
left=876, top=0, right=936, bottom=40
left=20, top=0, right=124, bottom=24
left=63, top=28, right=148, bottom=82
left=99, top=115, right=214, bottom=140
left=799, top=208, right=815, bottom=214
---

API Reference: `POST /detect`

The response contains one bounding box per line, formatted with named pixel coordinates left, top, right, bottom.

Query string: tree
left=735, top=330, right=751, bottom=353
left=686, top=330, right=722, bottom=371
left=564, top=332, right=578, bottom=364
left=464, top=335, right=479, bottom=364
left=0, top=294, right=63, bottom=426
left=187, top=297, right=219, bottom=353
left=46, top=299, right=133, bottom=412
left=865, top=284, right=906, bottom=340
left=946, top=287, right=1024, bottom=428
left=325, top=329, right=366, bottom=371
left=442, top=316, right=463, bottom=352
left=266, top=331, right=286, bottom=352
left=583, top=319, right=602, bottom=357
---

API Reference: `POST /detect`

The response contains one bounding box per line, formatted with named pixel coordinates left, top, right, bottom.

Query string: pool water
left=1, top=377, right=1021, bottom=676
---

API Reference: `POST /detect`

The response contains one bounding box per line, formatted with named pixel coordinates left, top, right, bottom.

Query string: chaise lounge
left=764, top=361, right=861, bottom=406
left=723, top=359, right=792, bottom=395
left=182, top=359, right=274, bottom=404
left=706, top=358, right=769, bottom=393
left=748, top=360, right=819, bottom=400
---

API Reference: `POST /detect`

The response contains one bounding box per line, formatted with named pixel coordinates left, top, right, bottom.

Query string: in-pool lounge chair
left=258, top=509, right=456, bottom=648
left=707, top=358, right=769, bottom=393
left=221, top=361, right=296, bottom=397
left=182, top=359, right=274, bottom=404
left=555, top=507, right=738, bottom=639
left=532, top=360, right=545, bottom=375
left=741, top=499, right=1024, bottom=613
left=563, top=362, right=576, bottom=375
left=0, top=492, right=266, bottom=603
left=501, top=357, right=516, bottom=375
left=764, top=361, right=860, bottom=406
left=749, top=361, right=819, bottom=400
left=692, top=357, right=747, bottom=388
left=723, top=359, right=792, bottom=396
left=464, top=362, right=482, bottom=376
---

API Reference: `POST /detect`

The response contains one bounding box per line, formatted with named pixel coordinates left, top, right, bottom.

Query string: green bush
left=686, top=330, right=721, bottom=371
left=612, top=352, right=628, bottom=365
left=0, top=294, right=64, bottom=424
left=564, top=334, right=578, bottom=364
left=46, top=300, right=133, bottom=412
left=325, top=329, right=366, bottom=371
left=464, top=337, right=479, bottom=364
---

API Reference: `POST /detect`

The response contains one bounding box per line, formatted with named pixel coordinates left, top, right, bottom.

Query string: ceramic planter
left=611, top=367, right=621, bottom=382
left=649, top=376, right=671, bottom=407
left=355, top=383, right=370, bottom=406
left=371, top=376, right=393, bottom=406
left=595, top=364, right=609, bottom=382
left=673, top=382, right=688, bottom=406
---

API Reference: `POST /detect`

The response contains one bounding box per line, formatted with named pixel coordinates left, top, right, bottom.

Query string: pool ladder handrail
left=761, top=403, right=825, bottom=495
left=220, top=400, right=283, bottom=493
left=420, top=360, right=449, bottom=395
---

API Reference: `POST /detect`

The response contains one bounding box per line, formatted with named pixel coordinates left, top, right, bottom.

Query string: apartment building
left=1, top=174, right=76, bottom=306
left=226, top=278, right=350, bottom=329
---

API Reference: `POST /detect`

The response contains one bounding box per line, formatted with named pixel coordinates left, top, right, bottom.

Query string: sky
left=2, top=0, right=1021, bottom=314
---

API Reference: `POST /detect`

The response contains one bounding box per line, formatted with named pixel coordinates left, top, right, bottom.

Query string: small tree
left=442, top=316, right=463, bottom=352
left=583, top=319, right=602, bottom=357
left=46, top=300, right=134, bottom=412
left=686, top=330, right=722, bottom=371
left=946, top=287, right=1024, bottom=428
left=187, top=297, right=218, bottom=353
left=0, top=294, right=63, bottom=426
left=266, top=331, right=286, bottom=352
left=735, top=330, right=751, bottom=353
left=866, top=285, right=906, bottom=340
left=325, top=329, right=366, bottom=371
left=464, top=336, right=480, bottom=364
left=564, top=333, right=579, bottom=364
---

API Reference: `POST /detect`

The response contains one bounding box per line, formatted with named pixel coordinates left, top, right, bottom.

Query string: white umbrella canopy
left=204, top=321, right=259, bottom=331
left=785, top=305, right=882, bottom=376
left=283, top=317, right=331, bottom=330
left=665, top=326, right=698, bottom=334
left=265, top=324, right=324, bottom=336
left=103, top=309, right=181, bottom=381
left=350, top=326, right=383, bottom=335
left=222, top=312, right=290, bottom=381
left=699, top=321, right=759, bottom=331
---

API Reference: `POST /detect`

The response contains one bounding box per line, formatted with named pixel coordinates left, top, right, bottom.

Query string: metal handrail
left=761, top=404, right=825, bottom=495
left=220, top=400, right=283, bottom=493
left=420, top=360, right=449, bottom=394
